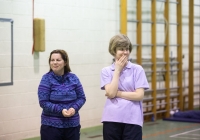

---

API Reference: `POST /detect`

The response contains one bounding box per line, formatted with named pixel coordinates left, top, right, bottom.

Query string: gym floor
left=23, top=119, right=200, bottom=140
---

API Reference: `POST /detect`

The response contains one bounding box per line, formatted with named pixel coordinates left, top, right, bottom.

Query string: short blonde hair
left=108, top=34, right=132, bottom=56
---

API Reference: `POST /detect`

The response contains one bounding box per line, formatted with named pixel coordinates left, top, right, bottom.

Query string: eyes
left=50, top=53, right=65, bottom=63
left=117, top=47, right=129, bottom=52
left=50, top=59, right=62, bottom=62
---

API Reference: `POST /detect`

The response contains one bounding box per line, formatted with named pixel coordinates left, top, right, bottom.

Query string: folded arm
left=104, top=70, right=120, bottom=98
left=116, top=88, right=144, bottom=101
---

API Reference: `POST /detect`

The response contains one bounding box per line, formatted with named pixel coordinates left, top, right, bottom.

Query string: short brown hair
left=108, top=34, right=132, bottom=56
left=49, top=49, right=71, bottom=73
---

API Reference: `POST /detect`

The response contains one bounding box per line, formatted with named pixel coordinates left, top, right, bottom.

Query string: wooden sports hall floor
left=23, top=119, right=200, bottom=140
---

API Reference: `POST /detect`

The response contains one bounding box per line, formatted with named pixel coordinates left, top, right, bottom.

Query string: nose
left=53, top=60, right=57, bottom=63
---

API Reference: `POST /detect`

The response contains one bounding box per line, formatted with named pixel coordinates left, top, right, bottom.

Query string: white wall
left=0, top=0, right=120, bottom=139
left=0, top=0, right=200, bottom=140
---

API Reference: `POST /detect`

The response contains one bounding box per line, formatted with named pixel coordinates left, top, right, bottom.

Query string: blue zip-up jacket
left=38, top=71, right=86, bottom=128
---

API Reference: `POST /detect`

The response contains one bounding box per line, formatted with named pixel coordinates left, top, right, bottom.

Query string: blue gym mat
left=163, top=110, right=200, bottom=123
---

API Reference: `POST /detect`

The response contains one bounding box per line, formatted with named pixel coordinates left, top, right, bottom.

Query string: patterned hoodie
left=38, top=71, right=86, bottom=128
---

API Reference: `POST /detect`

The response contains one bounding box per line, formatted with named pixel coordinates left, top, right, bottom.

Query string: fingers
left=62, top=109, right=69, bottom=117
left=115, top=55, right=128, bottom=72
left=120, top=55, right=128, bottom=64
left=117, top=55, right=128, bottom=65
left=69, top=108, right=75, bottom=115
left=62, top=108, right=75, bottom=117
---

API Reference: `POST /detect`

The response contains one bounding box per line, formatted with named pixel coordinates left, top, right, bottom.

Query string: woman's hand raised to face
left=115, top=55, right=128, bottom=72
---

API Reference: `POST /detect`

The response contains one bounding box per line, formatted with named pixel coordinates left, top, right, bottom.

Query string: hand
left=115, top=55, right=128, bottom=72
left=62, top=108, right=75, bottom=117
left=68, top=108, right=75, bottom=115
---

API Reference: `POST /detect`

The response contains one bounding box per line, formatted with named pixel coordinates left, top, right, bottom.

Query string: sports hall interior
left=0, top=0, right=200, bottom=140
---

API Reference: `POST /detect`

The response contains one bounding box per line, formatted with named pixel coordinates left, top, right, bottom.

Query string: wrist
left=114, top=70, right=121, bottom=76
left=117, top=91, right=121, bottom=97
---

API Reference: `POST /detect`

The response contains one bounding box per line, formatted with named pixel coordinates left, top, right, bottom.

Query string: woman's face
left=50, top=53, right=66, bottom=75
left=115, top=47, right=130, bottom=60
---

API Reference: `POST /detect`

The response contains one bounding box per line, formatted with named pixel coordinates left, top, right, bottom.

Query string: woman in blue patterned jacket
left=38, top=49, right=86, bottom=140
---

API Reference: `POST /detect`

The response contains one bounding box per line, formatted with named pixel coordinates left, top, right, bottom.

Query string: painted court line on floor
left=170, top=128, right=200, bottom=139
left=142, top=124, right=200, bottom=139
left=170, top=136, right=200, bottom=140
left=187, top=134, right=200, bottom=136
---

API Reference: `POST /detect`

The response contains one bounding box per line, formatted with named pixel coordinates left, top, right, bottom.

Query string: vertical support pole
left=177, top=0, right=183, bottom=111
left=120, top=0, right=127, bottom=35
left=137, top=0, right=142, bottom=65
left=188, top=0, right=194, bottom=110
left=164, top=0, right=170, bottom=118
left=151, top=0, right=157, bottom=120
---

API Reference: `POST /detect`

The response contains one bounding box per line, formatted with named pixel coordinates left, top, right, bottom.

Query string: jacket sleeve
left=38, top=74, right=63, bottom=116
left=71, top=75, right=86, bottom=113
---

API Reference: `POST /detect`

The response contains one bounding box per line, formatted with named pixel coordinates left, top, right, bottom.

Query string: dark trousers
left=40, top=125, right=80, bottom=140
left=103, top=122, right=142, bottom=140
